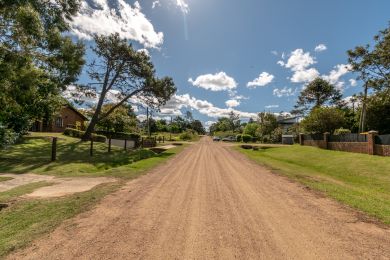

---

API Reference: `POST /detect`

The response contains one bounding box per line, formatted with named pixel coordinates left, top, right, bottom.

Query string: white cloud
left=291, top=68, right=320, bottom=83
left=247, top=72, right=274, bottom=88
left=152, top=0, right=160, bottom=8
left=273, top=87, right=296, bottom=98
left=70, top=0, right=164, bottom=48
left=265, top=105, right=279, bottom=109
left=314, top=44, right=327, bottom=52
left=176, top=0, right=189, bottom=14
left=137, top=48, right=150, bottom=56
left=322, top=64, right=352, bottom=85
left=279, top=49, right=316, bottom=72
left=161, top=94, right=257, bottom=119
left=225, top=99, right=240, bottom=108
left=271, top=50, right=278, bottom=56
left=349, top=79, right=357, bottom=87
left=189, top=72, right=237, bottom=91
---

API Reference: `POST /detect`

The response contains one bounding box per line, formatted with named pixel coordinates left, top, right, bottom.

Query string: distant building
left=277, top=116, right=301, bottom=133
left=31, top=105, right=88, bottom=132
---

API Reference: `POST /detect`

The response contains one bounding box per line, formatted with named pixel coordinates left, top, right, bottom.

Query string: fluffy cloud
left=265, top=105, right=279, bottom=109
left=188, top=72, right=237, bottom=91
left=161, top=94, right=257, bottom=119
left=273, top=87, right=296, bottom=98
left=70, top=0, right=164, bottom=48
left=247, top=72, right=274, bottom=88
left=225, top=99, right=240, bottom=108
left=314, top=44, right=327, bottom=52
left=278, top=49, right=318, bottom=83
left=291, top=68, right=320, bottom=83
left=279, top=49, right=316, bottom=72
left=322, top=64, right=352, bottom=85
left=349, top=79, right=357, bottom=87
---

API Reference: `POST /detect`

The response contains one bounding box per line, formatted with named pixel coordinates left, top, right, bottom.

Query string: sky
left=68, top=0, right=390, bottom=127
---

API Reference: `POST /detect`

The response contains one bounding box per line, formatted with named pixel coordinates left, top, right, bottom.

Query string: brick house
left=31, top=105, right=88, bottom=133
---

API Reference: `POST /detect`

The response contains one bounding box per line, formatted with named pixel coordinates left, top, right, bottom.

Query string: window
left=55, top=117, right=63, bottom=128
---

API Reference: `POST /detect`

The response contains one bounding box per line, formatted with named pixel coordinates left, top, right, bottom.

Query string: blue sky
left=69, top=0, right=390, bottom=126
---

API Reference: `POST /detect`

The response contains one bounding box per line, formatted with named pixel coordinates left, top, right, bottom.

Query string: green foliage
left=301, top=107, right=345, bottom=134
left=96, top=104, right=137, bottom=133
left=236, top=134, right=242, bottom=142
left=348, top=23, right=390, bottom=91
left=243, top=123, right=258, bottom=137
left=190, top=120, right=206, bottom=135
left=270, top=127, right=283, bottom=143
left=334, top=128, right=351, bottom=135
left=365, top=90, right=390, bottom=134
left=0, top=1, right=85, bottom=133
left=63, top=128, right=106, bottom=143
left=81, top=33, right=176, bottom=140
left=0, top=125, right=18, bottom=148
left=257, top=112, right=279, bottom=142
left=179, top=130, right=198, bottom=141
left=96, top=131, right=140, bottom=141
left=209, top=111, right=240, bottom=134
left=242, top=134, right=252, bottom=143
left=293, top=78, right=343, bottom=115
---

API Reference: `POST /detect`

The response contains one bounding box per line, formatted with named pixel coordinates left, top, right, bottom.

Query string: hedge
left=63, top=128, right=107, bottom=143
left=95, top=131, right=141, bottom=140
left=242, top=134, right=252, bottom=143
left=236, top=134, right=242, bottom=142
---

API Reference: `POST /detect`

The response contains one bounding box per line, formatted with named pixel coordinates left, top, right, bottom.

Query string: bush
left=236, top=134, right=242, bottom=142
left=91, top=134, right=107, bottom=143
left=63, top=128, right=84, bottom=138
left=0, top=125, right=18, bottom=148
left=242, top=134, right=252, bottom=143
left=179, top=130, right=198, bottom=141
left=95, top=131, right=140, bottom=141
left=64, top=128, right=106, bottom=143
left=334, top=128, right=351, bottom=135
left=270, top=127, right=283, bottom=143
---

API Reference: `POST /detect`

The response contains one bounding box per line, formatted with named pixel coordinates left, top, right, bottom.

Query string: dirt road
left=10, top=137, right=390, bottom=259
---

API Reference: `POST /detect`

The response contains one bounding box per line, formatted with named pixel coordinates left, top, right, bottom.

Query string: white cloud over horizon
left=314, top=44, right=327, bottom=52
left=273, top=87, right=296, bottom=98
left=189, top=72, right=238, bottom=91
left=247, top=72, right=274, bottom=88
left=225, top=99, right=240, bottom=108
left=70, top=0, right=164, bottom=48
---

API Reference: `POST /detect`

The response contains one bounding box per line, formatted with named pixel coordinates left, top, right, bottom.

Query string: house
left=277, top=116, right=301, bottom=133
left=31, top=105, right=88, bottom=132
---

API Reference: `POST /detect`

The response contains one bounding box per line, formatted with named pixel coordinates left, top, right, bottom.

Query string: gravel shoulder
left=9, top=137, right=390, bottom=259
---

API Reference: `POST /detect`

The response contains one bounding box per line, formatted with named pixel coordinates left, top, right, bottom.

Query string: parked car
left=213, top=136, right=221, bottom=141
left=222, top=136, right=236, bottom=142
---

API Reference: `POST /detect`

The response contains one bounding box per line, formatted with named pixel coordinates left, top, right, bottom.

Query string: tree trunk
left=82, top=91, right=106, bottom=141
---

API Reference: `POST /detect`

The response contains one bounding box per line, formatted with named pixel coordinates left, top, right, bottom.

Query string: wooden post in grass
left=90, top=139, right=93, bottom=156
left=367, top=130, right=378, bottom=155
left=124, top=139, right=127, bottom=151
left=299, top=133, right=304, bottom=145
left=51, top=137, right=57, bottom=161
left=163, top=136, right=165, bottom=143
left=108, top=138, right=112, bottom=153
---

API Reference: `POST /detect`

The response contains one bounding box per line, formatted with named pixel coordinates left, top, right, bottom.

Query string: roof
left=65, top=104, right=88, bottom=121
left=277, top=116, right=301, bottom=124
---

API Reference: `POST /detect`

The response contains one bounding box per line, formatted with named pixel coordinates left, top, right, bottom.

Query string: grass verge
left=0, top=177, right=13, bottom=182
left=235, top=144, right=390, bottom=225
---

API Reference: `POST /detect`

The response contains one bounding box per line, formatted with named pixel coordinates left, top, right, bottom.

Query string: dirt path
left=9, top=137, right=390, bottom=259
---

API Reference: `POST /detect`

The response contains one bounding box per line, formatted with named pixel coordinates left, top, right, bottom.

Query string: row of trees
left=0, top=0, right=187, bottom=145
left=295, top=22, right=390, bottom=135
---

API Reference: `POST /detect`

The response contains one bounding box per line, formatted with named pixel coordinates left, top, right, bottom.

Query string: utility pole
left=359, top=82, right=368, bottom=133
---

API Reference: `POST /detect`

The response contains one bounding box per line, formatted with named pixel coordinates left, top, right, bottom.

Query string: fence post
left=51, top=137, right=57, bottom=161
left=124, top=139, right=127, bottom=151
left=108, top=138, right=112, bottom=153
left=299, top=133, right=304, bottom=145
left=163, top=136, right=165, bottom=143
left=324, top=132, right=330, bottom=149
left=90, top=139, right=93, bottom=156
left=367, top=130, right=378, bottom=155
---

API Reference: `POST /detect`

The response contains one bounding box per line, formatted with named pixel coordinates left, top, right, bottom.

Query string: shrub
left=334, top=128, right=351, bottom=135
left=242, top=134, right=252, bottom=143
left=64, top=128, right=106, bottom=142
left=270, top=127, right=283, bottom=143
left=95, top=131, right=140, bottom=141
left=91, top=134, right=107, bottom=143
left=0, top=125, right=18, bottom=148
left=180, top=130, right=198, bottom=141
left=236, top=134, right=242, bottom=142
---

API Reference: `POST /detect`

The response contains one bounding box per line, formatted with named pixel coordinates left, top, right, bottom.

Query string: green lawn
left=236, top=144, right=390, bottom=225
left=0, top=177, right=13, bottom=182
left=0, top=132, right=186, bottom=179
left=0, top=132, right=188, bottom=257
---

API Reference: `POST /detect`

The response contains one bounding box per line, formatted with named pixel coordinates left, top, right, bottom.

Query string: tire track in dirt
left=9, top=137, right=390, bottom=259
